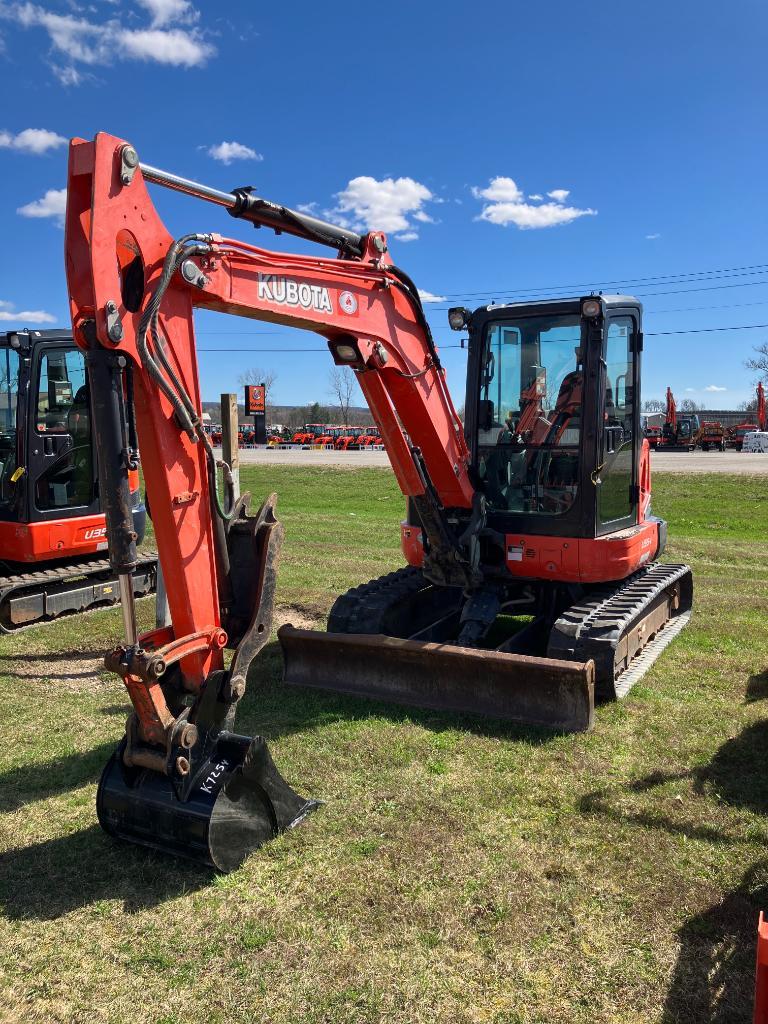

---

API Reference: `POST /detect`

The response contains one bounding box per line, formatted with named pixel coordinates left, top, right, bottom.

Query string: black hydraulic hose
left=136, top=234, right=235, bottom=521
left=386, top=265, right=442, bottom=370
left=124, top=362, right=139, bottom=467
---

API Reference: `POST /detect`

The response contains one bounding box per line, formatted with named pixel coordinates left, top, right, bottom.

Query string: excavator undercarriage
left=281, top=559, right=692, bottom=732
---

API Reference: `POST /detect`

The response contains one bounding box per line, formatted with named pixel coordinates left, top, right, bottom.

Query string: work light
left=448, top=307, right=471, bottom=331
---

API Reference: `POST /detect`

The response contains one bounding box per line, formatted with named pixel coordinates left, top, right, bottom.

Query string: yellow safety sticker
left=10, top=467, right=25, bottom=483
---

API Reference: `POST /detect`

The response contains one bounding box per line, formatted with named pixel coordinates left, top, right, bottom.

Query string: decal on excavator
left=257, top=273, right=333, bottom=313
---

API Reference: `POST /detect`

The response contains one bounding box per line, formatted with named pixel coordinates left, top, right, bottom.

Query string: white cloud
left=412, top=210, right=434, bottom=224
left=0, top=128, right=66, bottom=154
left=478, top=200, right=595, bottom=230
left=136, top=0, right=196, bottom=27
left=207, top=140, right=263, bottom=164
left=684, top=388, right=696, bottom=393
left=394, top=231, right=418, bottom=242
left=704, top=385, right=727, bottom=392
left=51, top=64, right=86, bottom=86
left=418, top=290, right=446, bottom=303
left=17, top=187, right=67, bottom=227
left=473, top=176, right=596, bottom=230
left=0, top=302, right=56, bottom=323
left=333, top=175, right=434, bottom=235
left=645, top=233, right=661, bottom=240
left=1, top=2, right=214, bottom=79
left=119, top=27, right=212, bottom=66
left=472, top=177, right=523, bottom=204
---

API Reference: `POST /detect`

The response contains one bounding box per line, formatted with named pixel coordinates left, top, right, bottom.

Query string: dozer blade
left=279, top=625, right=595, bottom=733
left=97, top=732, right=319, bottom=872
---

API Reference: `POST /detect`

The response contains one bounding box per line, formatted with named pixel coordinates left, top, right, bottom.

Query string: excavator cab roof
left=1, top=328, right=72, bottom=349
left=476, top=294, right=642, bottom=318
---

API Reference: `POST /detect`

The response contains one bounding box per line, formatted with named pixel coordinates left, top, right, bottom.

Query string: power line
left=427, top=277, right=768, bottom=311
left=645, top=324, right=768, bottom=336
left=197, top=320, right=768, bottom=353
left=422, top=261, right=768, bottom=303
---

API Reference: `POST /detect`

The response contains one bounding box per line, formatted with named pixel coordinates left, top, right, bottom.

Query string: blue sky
left=0, top=0, right=765, bottom=410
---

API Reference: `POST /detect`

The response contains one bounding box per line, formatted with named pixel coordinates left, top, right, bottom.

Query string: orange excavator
left=0, top=329, right=155, bottom=630
left=64, top=133, right=692, bottom=869
left=660, top=386, right=698, bottom=451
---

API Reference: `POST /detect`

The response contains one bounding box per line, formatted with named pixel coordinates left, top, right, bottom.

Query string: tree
left=737, top=398, right=758, bottom=412
left=285, top=402, right=333, bottom=429
left=680, top=398, right=703, bottom=412
left=746, top=341, right=768, bottom=381
left=642, top=399, right=665, bottom=413
left=328, top=366, right=359, bottom=425
left=237, top=367, right=278, bottom=416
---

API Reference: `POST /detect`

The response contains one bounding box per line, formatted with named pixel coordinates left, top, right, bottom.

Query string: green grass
left=1, top=469, right=767, bottom=1024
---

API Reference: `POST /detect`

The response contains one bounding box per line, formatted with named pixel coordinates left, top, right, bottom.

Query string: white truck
left=743, top=431, right=768, bottom=453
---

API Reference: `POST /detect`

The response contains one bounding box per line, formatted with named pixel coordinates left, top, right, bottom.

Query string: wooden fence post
left=221, top=392, right=241, bottom=502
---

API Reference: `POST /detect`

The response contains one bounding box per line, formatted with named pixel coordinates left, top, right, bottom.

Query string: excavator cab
left=0, top=330, right=153, bottom=629
left=467, top=297, right=641, bottom=536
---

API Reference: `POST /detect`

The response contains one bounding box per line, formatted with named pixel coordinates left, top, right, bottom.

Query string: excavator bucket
left=95, top=493, right=319, bottom=872
left=97, top=731, right=318, bottom=872
left=279, top=626, right=595, bottom=732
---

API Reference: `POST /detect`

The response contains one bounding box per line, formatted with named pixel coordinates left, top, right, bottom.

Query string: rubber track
left=0, top=550, right=158, bottom=632
left=547, top=561, right=693, bottom=700
left=328, top=566, right=426, bottom=637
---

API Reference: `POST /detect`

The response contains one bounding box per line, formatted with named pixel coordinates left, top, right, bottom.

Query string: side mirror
left=478, top=399, right=494, bottom=431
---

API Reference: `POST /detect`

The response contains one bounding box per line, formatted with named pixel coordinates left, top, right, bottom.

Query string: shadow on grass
left=578, top=721, right=768, bottom=1020
left=0, top=651, right=106, bottom=681
left=661, top=859, right=768, bottom=1023
left=0, top=825, right=212, bottom=921
left=747, top=670, right=768, bottom=703
left=0, top=741, right=117, bottom=813
left=579, top=718, right=768, bottom=842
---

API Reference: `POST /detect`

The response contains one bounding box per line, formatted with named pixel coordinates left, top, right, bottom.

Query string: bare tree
left=328, top=366, right=359, bottom=424
left=738, top=398, right=758, bottom=412
left=237, top=367, right=278, bottom=415
left=642, top=399, right=665, bottom=413
left=680, top=398, right=703, bottom=412
left=746, top=342, right=768, bottom=381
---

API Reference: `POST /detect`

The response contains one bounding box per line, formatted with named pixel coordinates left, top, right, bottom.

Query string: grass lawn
left=1, top=468, right=767, bottom=1024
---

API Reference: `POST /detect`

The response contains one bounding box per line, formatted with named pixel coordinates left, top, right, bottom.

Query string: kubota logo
left=258, top=273, right=333, bottom=314
left=339, top=291, right=358, bottom=315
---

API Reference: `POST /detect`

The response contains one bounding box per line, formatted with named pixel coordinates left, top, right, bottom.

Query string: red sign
left=245, top=384, right=265, bottom=415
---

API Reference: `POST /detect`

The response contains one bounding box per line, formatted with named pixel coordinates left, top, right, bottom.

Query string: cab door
left=596, top=314, right=640, bottom=535
left=27, top=343, right=98, bottom=523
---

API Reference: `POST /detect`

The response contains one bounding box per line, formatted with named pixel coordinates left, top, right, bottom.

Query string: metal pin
left=118, top=573, right=138, bottom=647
